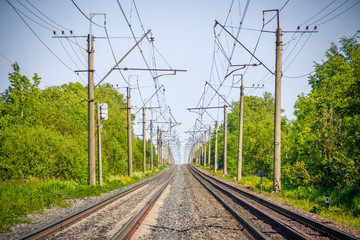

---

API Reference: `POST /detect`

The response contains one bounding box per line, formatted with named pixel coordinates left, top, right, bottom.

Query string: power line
left=15, top=0, right=62, bottom=31
left=71, top=0, right=104, bottom=28
left=103, top=24, right=130, bottom=85
left=307, top=0, right=350, bottom=26
left=317, top=1, right=360, bottom=26
left=8, top=0, right=53, bottom=31
left=7, top=0, right=74, bottom=72
left=264, top=0, right=289, bottom=26
left=283, top=30, right=315, bottom=72
left=283, top=71, right=315, bottom=79
left=24, top=0, right=71, bottom=31
left=298, top=0, right=337, bottom=26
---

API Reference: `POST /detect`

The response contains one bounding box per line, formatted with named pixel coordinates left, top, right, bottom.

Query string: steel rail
left=187, top=165, right=269, bottom=240
left=16, top=166, right=174, bottom=240
left=110, top=166, right=178, bottom=240
left=189, top=165, right=360, bottom=240
left=189, top=165, right=313, bottom=240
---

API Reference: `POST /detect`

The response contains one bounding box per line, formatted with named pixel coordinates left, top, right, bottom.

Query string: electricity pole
left=127, top=87, right=133, bottom=177
left=97, top=103, right=103, bottom=186
left=157, top=127, right=160, bottom=167
left=88, top=34, right=96, bottom=186
left=223, top=105, right=228, bottom=176
left=150, top=120, right=154, bottom=170
left=203, top=133, right=207, bottom=168
left=214, top=121, right=218, bottom=173
left=142, top=108, right=146, bottom=173
left=237, top=77, right=244, bottom=181
left=274, top=23, right=282, bottom=192
left=160, top=131, right=163, bottom=166
left=208, top=126, right=211, bottom=168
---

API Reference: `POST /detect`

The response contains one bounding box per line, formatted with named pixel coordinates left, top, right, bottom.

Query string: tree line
left=0, top=65, right=157, bottom=182
left=206, top=36, right=359, bottom=190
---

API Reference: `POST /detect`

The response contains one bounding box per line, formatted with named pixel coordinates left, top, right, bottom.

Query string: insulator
left=306, top=26, right=309, bottom=30
left=62, top=30, right=64, bottom=35
left=70, top=30, right=73, bottom=35
left=297, top=26, right=300, bottom=30
left=53, top=31, right=56, bottom=35
left=314, top=26, right=317, bottom=30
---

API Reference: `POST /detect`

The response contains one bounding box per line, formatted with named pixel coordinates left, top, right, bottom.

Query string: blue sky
left=1, top=0, right=359, bottom=164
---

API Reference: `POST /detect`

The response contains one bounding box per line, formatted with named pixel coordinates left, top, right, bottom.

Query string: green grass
left=197, top=164, right=360, bottom=230
left=0, top=165, right=168, bottom=232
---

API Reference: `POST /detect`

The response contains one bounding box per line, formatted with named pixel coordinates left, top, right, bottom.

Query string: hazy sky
left=1, top=0, right=359, bottom=164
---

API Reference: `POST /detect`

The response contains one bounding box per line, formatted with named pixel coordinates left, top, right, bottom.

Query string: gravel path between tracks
left=137, top=165, right=250, bottom=240
left=0, top=168, right=169, bottom=240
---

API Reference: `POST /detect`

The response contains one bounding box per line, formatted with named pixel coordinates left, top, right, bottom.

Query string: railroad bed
left=3, top=165, right=360, bottom=240
left=187, top=165, right=360, bottom=240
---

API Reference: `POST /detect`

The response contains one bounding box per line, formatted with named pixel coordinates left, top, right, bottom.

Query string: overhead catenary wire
left=298, top=0, right=337, bottom=27
left=7, top=0, right=74, bottom=73
left=71, top=0, right=104, bottom=28
left=24, top=0, right=71, bottom=31
left=15, top=0, right=63, bottom=31
left=316, top=1, right=360, bottom=26
left=8, top=0, right=54, bottom=32
left=306, top=0, right=350, bottom=26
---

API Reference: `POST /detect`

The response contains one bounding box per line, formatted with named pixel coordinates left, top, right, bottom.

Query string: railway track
left=16, top=166, right=177, bottom=240
left=187, top=164, right=359, bottom=240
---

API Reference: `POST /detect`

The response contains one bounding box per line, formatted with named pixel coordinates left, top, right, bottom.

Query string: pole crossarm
left=187, top=106, right=226, bottom=110
left=134, top=85, right=165, bottom=116
left=116, top=67, right=187, bottom=72
left=205, top=81, right=238, bottom=114
left=95, top=29, right=152, bottom=88
left=214, top=20, right=274, bottom=75
left=115, top=68, right=187, bottom=79
left=225, top=63, right=259, bottom=79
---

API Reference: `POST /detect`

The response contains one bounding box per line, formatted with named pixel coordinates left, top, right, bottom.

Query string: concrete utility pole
left=157, top=127, right=160, bottom=167
left=237, top=77, right=244, bottom=181
left=203, top=133, right=207, bottom=168
left=142, top=108, right=146, bottom=173
left=88, top=34, right=96, bottom=186
left=223, top=105, right=228, bottom=176
left=214, top=121, right=218, bottom=173
left=160, top=131, right=163, bottom=166
left=167, top=142, right=170, bottom=163
left=127, top=87, right=133, bottom=177
left=150, top=120, right=154, bottom=170
left=208, top=126, right=211, bottom=168
left=97, top=103, right=103, bottom=186
left=274, top=24, right=282, bottom=192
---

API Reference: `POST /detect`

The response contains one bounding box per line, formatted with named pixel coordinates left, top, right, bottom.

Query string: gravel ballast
left=137, top=164, right=249, bottom=239
left=0, top=169, right=169, bottom=240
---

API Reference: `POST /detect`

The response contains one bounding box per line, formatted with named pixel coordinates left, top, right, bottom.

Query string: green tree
left=290, top=36, right=360, bottom=188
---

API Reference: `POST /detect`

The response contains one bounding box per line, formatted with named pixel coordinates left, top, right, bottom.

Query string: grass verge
left=195, top=164, right=360, bottom=230
left=0, top=165, right=168, bottom=232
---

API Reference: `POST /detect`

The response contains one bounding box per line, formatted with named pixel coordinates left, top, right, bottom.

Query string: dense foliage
left=0, top=65, right=156, bottom=182
left=289, top=36, right=360, bottom=189
left=209, top=36, right=360, bottom=191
